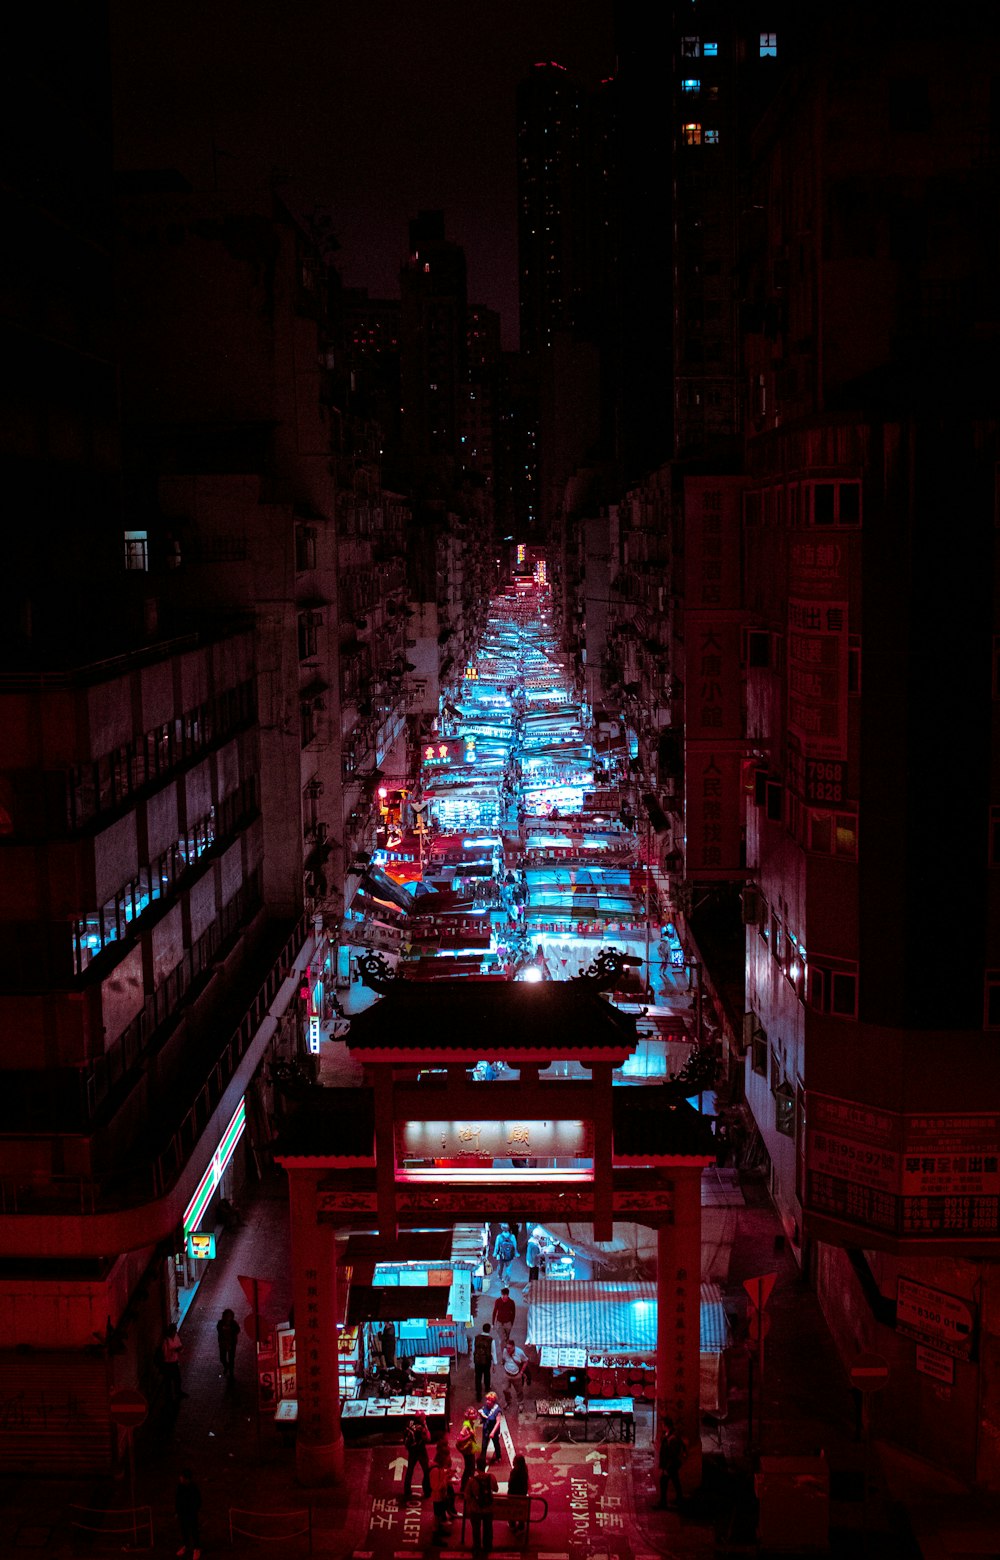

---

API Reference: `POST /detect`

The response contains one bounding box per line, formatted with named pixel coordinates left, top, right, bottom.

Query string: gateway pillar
left=656, top=1170, right=703, bottom=1486
left=289, top=1169, right=344, bottom=1484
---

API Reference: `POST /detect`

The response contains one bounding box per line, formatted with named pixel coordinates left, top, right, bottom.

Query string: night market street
left=8, top=7, right=1000, bottom=1557
left=1, top=578, right=991, bottom=1559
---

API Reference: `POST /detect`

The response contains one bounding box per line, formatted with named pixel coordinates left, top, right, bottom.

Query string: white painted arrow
left=388, top=1456, right=409, bottom=1481
left=585, top=1451, right=606, bottom=1473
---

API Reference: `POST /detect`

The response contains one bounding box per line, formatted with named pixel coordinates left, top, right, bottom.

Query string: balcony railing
left=0, top=912, right=312, bottom=1216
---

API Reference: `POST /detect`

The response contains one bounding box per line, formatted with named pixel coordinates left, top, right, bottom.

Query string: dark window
left=748, top=630, right=771, bottom=668
left=766, top=779, right=783, bottom=822
left=751, top=1024, right=767, bottom=1076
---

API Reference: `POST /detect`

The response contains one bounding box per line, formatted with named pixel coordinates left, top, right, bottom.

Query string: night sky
left=110, top=1, right=615, bottom=348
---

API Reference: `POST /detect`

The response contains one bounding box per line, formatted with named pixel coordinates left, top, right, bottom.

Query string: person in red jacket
left=491, top=1287, right=517, bottom=1348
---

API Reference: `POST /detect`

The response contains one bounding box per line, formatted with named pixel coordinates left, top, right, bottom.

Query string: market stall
left=335, top=1231, right=480, bottom=1436
left=526, top=1278, right=728, bottom=1414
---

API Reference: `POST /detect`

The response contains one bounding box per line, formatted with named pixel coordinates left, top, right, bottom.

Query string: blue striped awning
left=526, top=1279, right=727, bottom=1354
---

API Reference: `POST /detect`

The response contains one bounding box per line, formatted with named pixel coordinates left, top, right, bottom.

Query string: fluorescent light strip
left=183, top=1098, right=247, bottom=1235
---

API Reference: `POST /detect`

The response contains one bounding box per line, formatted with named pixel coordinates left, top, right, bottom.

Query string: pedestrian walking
left=160, top=1323, right=186, bottom=1403
left=525, top=1226, right=545, bottom=1285
left=479, top=1390, right=503, bottom=1464
left=216, top=1308, right=239, bottom=1378
left=174, top=1467, right=202, bottom=1558
left=501, top=1340, right=529, bottom=1407
left=492, top=1225, right=517, bottom=1285
left=507, top=1453, right=530, bottom=1535
left=473, top=1323, right=496, bottom=1398
left=400, top=1408, right=432, bottom=1503
left=380, top=1319, right=396, bottom=1370
left=464, top=1454, right=498, bottom=1557
left=456, top=1404, right=481, bottom=1492
left=491, top=1287, right=516, bottom=1348
left=429, top=1440, right=457, bottom=1541
left=654, top=1417, right=687, bottom=1509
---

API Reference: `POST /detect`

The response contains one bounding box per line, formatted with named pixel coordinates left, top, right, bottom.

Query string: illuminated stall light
left=183, top=1098, right=247, bottom=1236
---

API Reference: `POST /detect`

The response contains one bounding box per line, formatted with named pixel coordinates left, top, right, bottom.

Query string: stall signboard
left=896, top=1277, right=976, bottom=1361
left=257, top=1342, right=278, bottom=1414
left=396, top=1119, right=593, bottom=1165
left=915, top=1345, right=955, bottom=1385
left=498, top=1411, right=516, bottom=1464
left=186, top=1230, right=216, bottom=1260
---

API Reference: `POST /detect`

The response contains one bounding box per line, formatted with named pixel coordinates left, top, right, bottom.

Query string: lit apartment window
left=703, top=41, right=718, bottom=56
left=774, top=1079, right=795, bottom=1137
left=806, top=810, right=858, bottom=859
left=124, top=530, right=148, bottom=571
left=760, top=32, right=777, bottom=57
left=681, top=36, right=701, bottom=56
left=681, top=78, right=701, bottom=93
left=705, top=129, right=720, bottom=144
left=683, top=122, right=703, bottom=146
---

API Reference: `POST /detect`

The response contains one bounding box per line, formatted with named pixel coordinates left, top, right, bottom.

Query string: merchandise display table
left=533, top=1396, right=634, bottom=1442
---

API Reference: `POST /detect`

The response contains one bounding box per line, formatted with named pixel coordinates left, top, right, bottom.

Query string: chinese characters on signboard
left=395, top=1119, right=593, bottom=1164
left=805, top=1094, right=1000, bottom=1239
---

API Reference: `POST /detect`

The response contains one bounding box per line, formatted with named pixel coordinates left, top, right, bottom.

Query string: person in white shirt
left=501, top=1340, right=529, bottom=1406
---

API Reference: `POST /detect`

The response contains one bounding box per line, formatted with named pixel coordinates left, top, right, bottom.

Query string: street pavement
left=9, top=1166, right=999, bottom=1558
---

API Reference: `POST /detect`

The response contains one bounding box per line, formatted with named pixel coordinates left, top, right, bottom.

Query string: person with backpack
left=492, top=1225, right=517, bottom=1286
left=654, top=1417, right=687, bottom=1508
left=473, top=1322, right=496, bottom=1398
left=479, top=1390, right=503, bottom=1464
left=464, top=1453, right=498, bottom=1556
left=400, top=1408, right=432, bottom=1503
left=456, top=1404, right=481, bottom=1492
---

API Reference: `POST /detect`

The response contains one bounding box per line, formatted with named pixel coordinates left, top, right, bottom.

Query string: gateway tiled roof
left=613, top=1090, right=716, bottom=1159
left=345, top=978, right=637, bottom=1053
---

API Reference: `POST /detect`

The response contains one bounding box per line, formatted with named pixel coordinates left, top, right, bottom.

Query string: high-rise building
left=399, top=211, right=468, bottom=466
left=739, top=3, right=1000, bottom=1484
left=0, top=20, right=320, bottom=1469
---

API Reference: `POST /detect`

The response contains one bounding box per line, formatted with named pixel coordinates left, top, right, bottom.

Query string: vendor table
left=411, top=1355, right=451, bottom=1378
left=533, top=1396, right=634, bottom=1442
left=577, top=1397, right=635, bottom=1442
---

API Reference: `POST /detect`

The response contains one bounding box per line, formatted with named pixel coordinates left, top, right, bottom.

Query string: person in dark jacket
left=216, top=1309, right=240, bottom=1377
left=507, top=1453, right=530, bottom=1534
left=464, top=1454, right=498, bottom=1556
left=400, top=1408, right=432, bottom=1502
left=175, top=1467, right=202, bottom=1558
left=654, top=1418, right=686, bottom=1508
